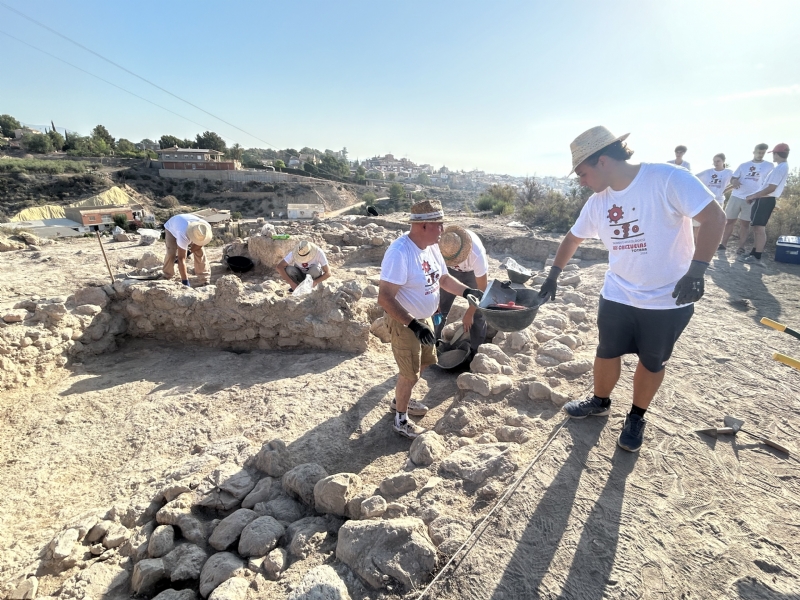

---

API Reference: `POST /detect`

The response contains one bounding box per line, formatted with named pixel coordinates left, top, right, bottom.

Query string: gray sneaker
left=390, top=399, right=429, bottom=416
left=563, top=395, right=611, bottom=419
left=617, top=413, right=646, bottom=452
left=393, top=419, right=425, bottom=439
left=740, top=255, right=765, bottom=267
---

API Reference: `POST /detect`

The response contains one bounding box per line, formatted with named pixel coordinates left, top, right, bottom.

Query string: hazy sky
left=1, top=0, right=798, bottom=176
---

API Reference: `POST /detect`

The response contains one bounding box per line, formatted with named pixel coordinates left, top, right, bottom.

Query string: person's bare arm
left=552, top=232, right=584, bottom=269
left=378, top=280, right=414, bottom=325
left=276, top=259, right=297, bottom=289
left=176, top=247, right=189, bottom=281
left=730, top=176, right=741, bottom=189
left=746, top=183, right=778, bottom=203
left=312, top=265, right=331, bottom=286
left=439, top=273, right=471, bottom=297
left=692, top=201, right=726, bottom=261
left=462, top=273, right=488, bottom=332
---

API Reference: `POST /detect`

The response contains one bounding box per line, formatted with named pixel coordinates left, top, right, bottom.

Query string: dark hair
left=755, top=143, right=769, bottom=151
left=582, top=141, right=634, bottom=167
left=775, top=151, right=789, bottom=159
left=675, top=145, right=687, bottom=153
left=714, top=153, right=727, bottom=167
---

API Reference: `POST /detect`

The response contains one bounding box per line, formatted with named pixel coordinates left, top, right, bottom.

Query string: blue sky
left=1, top=0, right=798, bottom=176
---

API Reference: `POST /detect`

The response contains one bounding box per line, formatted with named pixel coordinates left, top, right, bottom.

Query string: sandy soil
left=1, top=229, right=800, bottom=599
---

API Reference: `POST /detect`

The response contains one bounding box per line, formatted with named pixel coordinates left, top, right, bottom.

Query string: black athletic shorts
left=596, top=296, right=694, bottom=373
left=750, top=196, right=777, bottom=227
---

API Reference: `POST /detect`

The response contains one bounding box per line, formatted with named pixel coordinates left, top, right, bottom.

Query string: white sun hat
left=186, top=220, right=212, bottom=246
left=569, top=126, right=630, bottom=175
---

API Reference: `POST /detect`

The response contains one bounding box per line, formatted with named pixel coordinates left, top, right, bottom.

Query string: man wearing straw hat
left=162, top=213, right=213, bottom=287
left=435, top=225, right=489, bottom=358
left=277, top=240, right=331, bottom=290
left=379, top=199, right=484, bottom=439
left=538, top=126, right=725, bottom=452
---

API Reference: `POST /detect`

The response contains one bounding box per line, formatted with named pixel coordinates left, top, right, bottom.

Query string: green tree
left=92, top=124, right=115, bottom=149
left=303, top=162, right=318, bottom=175
left=362, top=191, right=377, bottom=206
left=22, top=133, right=54, bottom=154
left=112, top=213, right=128, bottom=228
left=231, top=211, right=242, bottom=221
left=389, top=182, right=405, bottom=205
left=196, top=131, right=226, bottom=152
left=354, top=165, right=367, bottom=184
left=116, top=138, right=137, bottom=153
left=417, top=172, right=431, bottom=185
left=159, top=135, right=193, bottom=149
left=0, top=114, right=21, bottom=137
left=47, top=129, right=65, bottom=151
left=387, top=172, right=396, bottom=181
left=412, top=191, right=426, bottom=202
left=319, top=153, right=349, bottom=179
left=274, top=159, right=286, bottom=169
left=367, top=171, right=384, bottom=180
left=227, top=143, right=243, bottom=161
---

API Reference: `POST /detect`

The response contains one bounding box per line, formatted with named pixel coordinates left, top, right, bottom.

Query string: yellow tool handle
left=774, top=353, right=800, bottom=371
left=761, top=317, right=786, bottom=332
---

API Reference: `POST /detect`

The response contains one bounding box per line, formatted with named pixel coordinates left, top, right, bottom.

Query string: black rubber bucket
left=226, top=256, right=255, bottom=273
left=467, top=281, right=547, bottom=332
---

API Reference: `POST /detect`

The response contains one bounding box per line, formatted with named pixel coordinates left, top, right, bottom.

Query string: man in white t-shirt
left=719, top=143, right=773, bottom=254
left=667, top=145, right=691, bottom=171
left=379, top=200, right=484, bottom=439
left=538, top=126, right=725, bottom=453
left=162, top=214, right=212, bottom=286
left=277, top=240, right=330, bottom=289
left=738, top=143, right=791, bottom=267
left=435, top=226, right=489, bottom=357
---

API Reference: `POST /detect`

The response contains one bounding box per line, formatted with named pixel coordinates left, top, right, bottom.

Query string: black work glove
left=672, top=260, right=709, bottom=305
left=538, top=266, right=562, bottom=301
left=408, top=319, right=436, bottom=346
left=463, top=287, right=484, bottom=301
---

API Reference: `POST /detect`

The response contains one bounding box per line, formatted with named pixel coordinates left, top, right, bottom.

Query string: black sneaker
left=617, top=413, right=646, bottom=452
left=563, top=395, right=611, bottom=419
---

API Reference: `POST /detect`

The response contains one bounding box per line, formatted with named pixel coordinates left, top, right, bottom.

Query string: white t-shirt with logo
left=164, top=214, right=206, bottom=251
left=282, top=248, right=329, bottom=273
left=732, top=160, right=774, bottom=198
left=447, top=230, right=489, bottom=277
left=761, top=161, right=789, bottom=199
left=381, top=233, right=448, bottom=319
left=667, top=159, right=691, bottom=172
left=695, top=168, right=733, bottom=203
left=570, top=163, right=715, bottom=309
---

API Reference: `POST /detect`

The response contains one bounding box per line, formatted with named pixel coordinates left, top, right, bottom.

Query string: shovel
left=723, top=416, right=791, bottom=454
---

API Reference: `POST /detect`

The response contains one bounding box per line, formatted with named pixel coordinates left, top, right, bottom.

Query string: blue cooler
left=775, top=236, right=800, bottom=264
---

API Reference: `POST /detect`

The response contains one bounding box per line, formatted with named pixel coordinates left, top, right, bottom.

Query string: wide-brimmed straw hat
left=569, top=126, right=630, bottom=175
left=439, top=225, right=472, bottom=266
left=186, top=220, right=212, bottom=246
left=294, top=240, right=317, bottom=258
left=408, top=199, right=444, bottom=223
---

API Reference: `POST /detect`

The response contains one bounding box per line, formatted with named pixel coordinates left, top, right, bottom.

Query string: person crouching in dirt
left=277, top=240, right=331, bottom=290
left=162, top=214, right=212, bottom=287
left=378, top=200, right=484, bottom=439
left=435, top=225, right=489, bottom=360
left=539, top=126, right=725, bottom=452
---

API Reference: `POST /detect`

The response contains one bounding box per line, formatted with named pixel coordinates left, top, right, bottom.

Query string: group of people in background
left=667, top=142, right=791, bottom=267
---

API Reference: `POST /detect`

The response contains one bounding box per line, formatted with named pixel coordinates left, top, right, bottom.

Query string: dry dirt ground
left=1, top=227, right=800, bottom=599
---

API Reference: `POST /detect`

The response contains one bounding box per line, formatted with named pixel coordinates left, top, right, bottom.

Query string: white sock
left=395, top=411, right=407, bottom=427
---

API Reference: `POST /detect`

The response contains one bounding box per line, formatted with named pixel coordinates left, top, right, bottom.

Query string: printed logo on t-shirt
left=744, top=166, right=760, bottom=182
left=709, top=173, right=721, bottom=189
left=607, top=204, right=647, bottom=254
left=422, top=259, right=441, bottom=295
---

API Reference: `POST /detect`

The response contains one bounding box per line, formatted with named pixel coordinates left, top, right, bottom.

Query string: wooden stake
left=96, top=230, right=115, bottom=284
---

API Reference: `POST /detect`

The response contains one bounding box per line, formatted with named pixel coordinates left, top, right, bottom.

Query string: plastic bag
left=292, top=274, right=314, bottom=297
left=113, top=226, right=125, bottom=235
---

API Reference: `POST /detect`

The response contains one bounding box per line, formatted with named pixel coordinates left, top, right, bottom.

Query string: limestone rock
left=561, top=273, right=581, bottom=286
left=558, top=359, right=593, bottom=375
left=409, top=431, right=446, bottom=466
left=10, top=578, right=38, bottom=600
left=456, top=372, right=492, bottom=396
left=241, top=477, right=273, bottom=509
left=163, top=544, right=209, bottom=582
left=263, top=547, right=288, bottom=581
left=313, top=473, right=362, bottom=517
left=137, top=251, right=163, bottom=269
left=539, top=341, right=574, bottom=362
left=539, top=314, right=568, bottom=330
left=132, top=558, right=166, bottom=595
left=103, top=522, right=129, bottom=548
left=441, top=443, right=520, bottom=484
left=507, top=331, right=530, bottom=351
left=476, top=343, right=512, bottom=366
left=86, top=520, right=114, bottom=544
left=282, top=463, right=329, bottom=508
left=495, top=425, right=532, bottom=444
left=148, top=525, right=175, bottom=558
left=254, top=439, right=293, bottom=477
left=554, top=334, right=581, bottom=350
left=476, top=433, right=498, bottom=444
left=208, top=576, right=249, bottom=600
left=369, top=317, right=391, bottom=343
left=156, top=494, right=206, bottom=544
left=550, top=389, right=571, bottom=407
left=287, top=565, right=352, bottom=600
left=379, top=472, right=417, bottom=498
left=197, top=463, right=256, bottom=510
left=528, top=381, right=552, bottom=401
left=491, top=375, right=513, bottom=395
left=237, top=516, right=285, bottom=557
left=536, top=354, right=561, bottom=367
left=428, top=516, right=471, bottom=555
left=286, top=516, right=331, bottom=559
left=336, top=518, right=436, bottom=590
left=153, top=590, right=197, bottom=600
left=360, top=496, right=387, bottom=519
left=199, top=552, right=245, bottom=598
left=470, top=353, right=501, bottom=374
left=561, top=290, right=586, bottom=305
left=209, top=509, right=259, bottom=551
left=2, top=309, right=29, bottom=323
left=567, top=307, right=586, bottom=322
left=384, top=502, right=407, bottom=519
left=255, top=495, right=306, bottom=524
left=535, top=329, right=559, bottom=342
left=50, top=528, right=79, bottom=560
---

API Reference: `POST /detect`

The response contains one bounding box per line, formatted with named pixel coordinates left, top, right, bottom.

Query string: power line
left=0, top=2, right=357, bottom=182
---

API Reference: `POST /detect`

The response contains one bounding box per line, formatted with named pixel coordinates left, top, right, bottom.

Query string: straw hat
left=569, top=126, right=630, bottom=175
left=408, top=199, right=444, bottom=223
left=186, top=220, right=212, bottom=246
left=439, top=225, right=473, bottom=266
left=294, top=240, right=317, bottom=259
